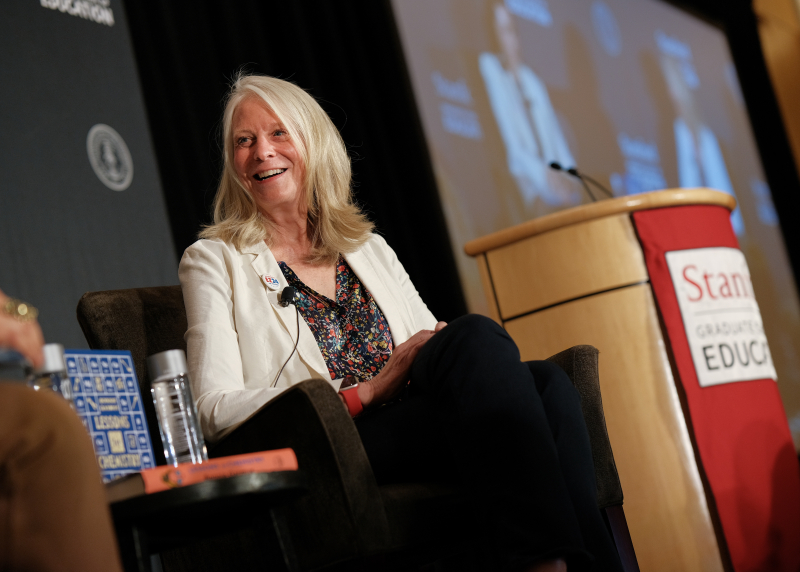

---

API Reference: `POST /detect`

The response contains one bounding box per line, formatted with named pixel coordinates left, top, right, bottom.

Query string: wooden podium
left=464, top=189, right=800, bottom=572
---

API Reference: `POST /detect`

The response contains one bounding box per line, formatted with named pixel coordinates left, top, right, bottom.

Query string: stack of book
left=106, top=448, right=298, bottom=503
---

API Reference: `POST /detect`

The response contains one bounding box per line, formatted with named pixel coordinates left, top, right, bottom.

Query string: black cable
left=567, top=167, right=598, bottom=202
left=550, top=162, right=596, bottom=202
left=271, top=304, right=300, bottom=388
left=578, top=171, right=615, bottom=198
left=551, top=162, right=616, bottom=201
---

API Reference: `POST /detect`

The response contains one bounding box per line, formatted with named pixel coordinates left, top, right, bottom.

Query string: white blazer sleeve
left=179, top=241, right=288, bottom=442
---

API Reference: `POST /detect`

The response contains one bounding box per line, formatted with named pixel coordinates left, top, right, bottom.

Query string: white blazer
left=179, top=234, right=438, bottom=442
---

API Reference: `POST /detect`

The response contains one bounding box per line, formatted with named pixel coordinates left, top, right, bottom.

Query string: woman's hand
left=0, top=289, right=45, bottom=369
left=358, top=328, right=437, bottom=408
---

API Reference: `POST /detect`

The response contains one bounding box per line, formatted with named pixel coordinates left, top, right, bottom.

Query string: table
left=111, top=471, right=307, bottom=572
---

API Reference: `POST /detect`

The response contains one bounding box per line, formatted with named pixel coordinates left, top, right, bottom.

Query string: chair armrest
left=546, top=345, right=624, bottom=508
left=210, top=379, right=390, bottom=568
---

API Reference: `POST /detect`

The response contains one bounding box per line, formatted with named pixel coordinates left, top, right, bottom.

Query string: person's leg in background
left=0, top=383, right=123, bottom=572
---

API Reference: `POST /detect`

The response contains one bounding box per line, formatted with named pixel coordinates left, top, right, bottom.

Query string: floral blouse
left=278, top=256, right=394, bottom=382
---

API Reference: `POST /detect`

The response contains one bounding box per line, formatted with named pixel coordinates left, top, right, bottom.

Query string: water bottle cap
left=36, top=343, right=65, bottom=374
left=147, top=349, right=188, bottom=384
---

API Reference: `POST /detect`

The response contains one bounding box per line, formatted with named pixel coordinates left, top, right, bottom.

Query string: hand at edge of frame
left=0, top=289, right=45, bottom=369
left=357, top=328, right=436, bottom=408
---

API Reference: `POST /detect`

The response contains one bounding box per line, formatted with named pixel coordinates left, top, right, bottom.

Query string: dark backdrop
left=0, top=0, right=177, bottom=348
left=122, top=0, right=467, bottom=322
left=122, top=0, right=800, bottom=323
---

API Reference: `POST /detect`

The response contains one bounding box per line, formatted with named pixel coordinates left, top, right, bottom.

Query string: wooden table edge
left=110, top=470, right=307, bottom=519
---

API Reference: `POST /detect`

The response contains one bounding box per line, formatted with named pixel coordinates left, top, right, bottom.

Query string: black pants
left=355, top=315, right=623, bottom=572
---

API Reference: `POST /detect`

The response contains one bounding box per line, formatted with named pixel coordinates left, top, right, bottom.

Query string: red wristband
left=340, top=387, right=363, bottom=418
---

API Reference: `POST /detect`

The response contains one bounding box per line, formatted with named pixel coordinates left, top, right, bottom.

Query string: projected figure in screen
left=479, top=3, right=577, bottom=207
left=657, top=31, right=744, bottom=234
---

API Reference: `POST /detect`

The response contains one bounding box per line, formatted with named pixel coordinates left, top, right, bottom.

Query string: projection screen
left=391, top=0, right=800, bottom=446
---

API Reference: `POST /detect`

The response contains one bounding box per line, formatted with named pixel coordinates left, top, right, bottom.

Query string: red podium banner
left=633, top=205, right=800, bottom=572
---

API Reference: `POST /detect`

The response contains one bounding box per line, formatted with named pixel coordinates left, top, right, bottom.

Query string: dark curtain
left=123, top=0, right=800, bottom=321
left=122, top=0, right=468, bottom=322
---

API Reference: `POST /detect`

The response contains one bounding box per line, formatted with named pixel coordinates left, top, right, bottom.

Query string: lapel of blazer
left=241, top=241, right=329, bottom=380
left=345, top=248, right=411, bottom=345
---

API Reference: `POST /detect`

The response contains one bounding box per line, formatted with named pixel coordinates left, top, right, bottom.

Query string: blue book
left=65, top=349, right=156, bottom=483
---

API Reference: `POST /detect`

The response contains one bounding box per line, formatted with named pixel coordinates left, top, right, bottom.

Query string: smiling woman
left=199, top=73, right=373, bottom=263
left=232, top=100, right=303, bottom=216
left=180, top=73, right=623, bottom=572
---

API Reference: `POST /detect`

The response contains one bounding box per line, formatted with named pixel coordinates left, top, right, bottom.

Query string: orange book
left=106, top=448, right=298, bottom=502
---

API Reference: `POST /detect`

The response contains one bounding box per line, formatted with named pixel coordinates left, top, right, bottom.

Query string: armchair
left=77, top=286, right=638, bottom=571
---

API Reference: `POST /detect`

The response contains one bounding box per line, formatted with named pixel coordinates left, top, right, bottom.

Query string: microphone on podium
left=549, top=162, right=615, bottom=202
left=550, top=162, right=596, bottom=202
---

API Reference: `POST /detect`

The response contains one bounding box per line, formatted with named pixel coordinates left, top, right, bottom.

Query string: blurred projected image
left=657, top=31, right=744, bottom=234
left=393, top=0, right=800, bottom=446
left=480, top=3, right=578, bottom=207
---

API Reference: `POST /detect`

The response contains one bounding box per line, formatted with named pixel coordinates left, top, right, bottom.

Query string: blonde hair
left=200, top=73, right=373, bottom=263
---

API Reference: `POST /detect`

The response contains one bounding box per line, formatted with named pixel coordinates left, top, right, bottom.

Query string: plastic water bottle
left=147, top=349, right=207, bottom=466
left=28, top=343, right=73, bottom=405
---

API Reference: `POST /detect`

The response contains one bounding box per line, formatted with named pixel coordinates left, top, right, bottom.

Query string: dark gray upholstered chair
left=77, top=286, right=639, bottom=572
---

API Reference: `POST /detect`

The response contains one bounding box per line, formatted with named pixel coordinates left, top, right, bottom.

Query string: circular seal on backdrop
left=86, top=124, right=133, bottom=191
left=591, top=1, right=622, bottom=57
